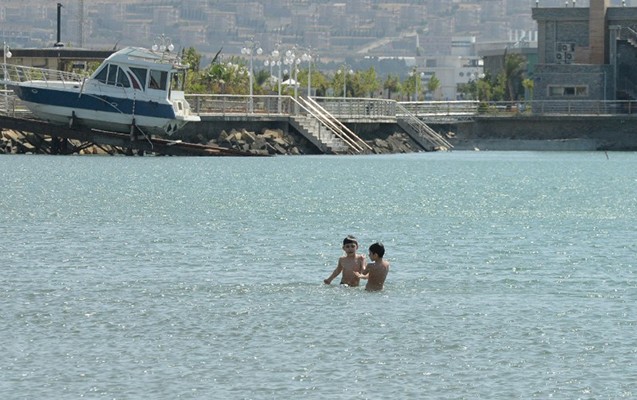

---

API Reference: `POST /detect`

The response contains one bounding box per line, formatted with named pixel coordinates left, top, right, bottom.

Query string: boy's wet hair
left=342, top=235, right=358, bottom=246
left=369, top=242, right=385, bottom=258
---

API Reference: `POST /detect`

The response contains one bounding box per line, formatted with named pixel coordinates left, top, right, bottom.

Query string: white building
left=416, top=36, right=484, bottom=100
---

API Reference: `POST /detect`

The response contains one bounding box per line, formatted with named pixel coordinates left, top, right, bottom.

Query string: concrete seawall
left=178, top=114, right=637, bottom=152
left=447, top=115, right=637, bottom=151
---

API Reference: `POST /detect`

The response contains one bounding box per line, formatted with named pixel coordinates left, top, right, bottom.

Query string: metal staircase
left=396, top=103, right=453, bottom=151
left=289, top=97, right=372, bottom=154
left=619, top=26, right=637, bottom=48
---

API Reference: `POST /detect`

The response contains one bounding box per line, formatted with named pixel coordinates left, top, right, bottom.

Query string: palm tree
left=522, top=78, right=534, bottom=101
left=502, top=53, right=526, bottom=101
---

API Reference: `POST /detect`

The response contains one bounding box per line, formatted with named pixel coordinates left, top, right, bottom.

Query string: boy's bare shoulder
left=370, top=261, right=390, bottom=270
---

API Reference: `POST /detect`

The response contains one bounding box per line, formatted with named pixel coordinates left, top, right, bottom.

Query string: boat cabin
left=89, top=47, right=187, bottom=95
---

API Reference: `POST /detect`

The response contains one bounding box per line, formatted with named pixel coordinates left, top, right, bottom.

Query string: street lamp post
left=152, top=34, right=174, bottom=53
left=3, top=41, right=12, bottom=113
left=241, top=39, right=262, bottom=113
left=284, top=49, right=301, bottom=101
left=339, top=64, right=352, bottom=100
left=301, top=50, right=313, bottom=97
left=293, top=58, right=300, bottom=100
left=266, top=47, right=282, bottom=113
left=264, top=57, right=273, bottom=88
left=409, top=67, right=425, bottom=101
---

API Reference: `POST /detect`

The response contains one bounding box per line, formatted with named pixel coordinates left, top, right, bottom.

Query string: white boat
left=2, top=46, right=200, bottom=136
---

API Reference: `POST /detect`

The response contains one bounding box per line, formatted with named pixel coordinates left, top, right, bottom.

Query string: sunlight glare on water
left=1, top=152, right=636, bottom=399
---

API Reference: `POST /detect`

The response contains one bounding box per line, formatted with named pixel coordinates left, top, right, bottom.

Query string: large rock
left=262, top=129, right=283, bottom=140
left=242, top=129, right=257, bottom=144
left=250, top=137, right=267, bottom=150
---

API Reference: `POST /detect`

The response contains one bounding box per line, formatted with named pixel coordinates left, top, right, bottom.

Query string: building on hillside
left=415, top=36, right=484, bottom=100
left=532, top=0, right=637, bottom=103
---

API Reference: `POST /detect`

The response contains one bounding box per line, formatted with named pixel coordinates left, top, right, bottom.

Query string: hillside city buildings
left=1, top=0, right=635, bottom=100
left=1, top=0, right=549, bottom=56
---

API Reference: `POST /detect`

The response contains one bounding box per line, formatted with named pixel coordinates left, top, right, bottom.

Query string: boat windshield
left=93, top=64, right=130, bottom=88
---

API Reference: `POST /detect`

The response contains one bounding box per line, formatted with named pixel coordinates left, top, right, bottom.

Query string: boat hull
left=11, top=84, right=199, bottom=136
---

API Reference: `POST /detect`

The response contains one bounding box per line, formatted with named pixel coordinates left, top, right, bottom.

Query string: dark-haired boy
left=355, top=242, right=389, bottom=291
left=323, top=235, right=366, bottom=287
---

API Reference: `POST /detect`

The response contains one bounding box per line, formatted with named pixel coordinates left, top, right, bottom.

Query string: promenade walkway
left=3, top=89, right=637, bottom=154
left=185, top=94, right=637, bottom=120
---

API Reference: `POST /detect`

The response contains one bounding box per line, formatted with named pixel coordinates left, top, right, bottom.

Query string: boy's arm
left=324, top=261, right=343, bottom=284
left=355, top=270, right=369, bottom=279
left=356, top=260, right=372, bottom=279
left=359, top=255, right=367, bottom=274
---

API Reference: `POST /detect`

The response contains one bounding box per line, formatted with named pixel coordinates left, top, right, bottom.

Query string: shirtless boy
left=323, top=235, right=366, bottom=287
left=355, top=242, right=390, bottom=291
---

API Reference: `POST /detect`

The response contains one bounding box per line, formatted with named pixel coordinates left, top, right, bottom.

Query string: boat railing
left=1, top=63, right=84, bottom=88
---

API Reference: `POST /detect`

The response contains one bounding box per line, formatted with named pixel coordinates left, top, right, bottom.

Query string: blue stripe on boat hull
left=11, top=84, right=189, bottom=135
left=13, top=85, right=176, bottom=119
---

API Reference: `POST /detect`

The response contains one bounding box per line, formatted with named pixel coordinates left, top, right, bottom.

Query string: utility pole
left=79, top=0, right=84, bottom=47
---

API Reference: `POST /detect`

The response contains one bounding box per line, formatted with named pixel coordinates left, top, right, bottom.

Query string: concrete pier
left=3, top=96, right=637, bottom=154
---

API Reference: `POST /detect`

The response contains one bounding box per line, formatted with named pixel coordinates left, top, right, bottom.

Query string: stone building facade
left=532, top=0, right=637, bottom=103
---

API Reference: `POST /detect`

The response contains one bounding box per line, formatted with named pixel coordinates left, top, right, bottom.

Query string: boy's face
left=343, top=242, right=357, bottom=254
left=368, top=251, right=378, bottom=261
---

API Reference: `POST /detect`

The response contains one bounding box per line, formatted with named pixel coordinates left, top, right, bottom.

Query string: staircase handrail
left=294, top=97, right=367, bottom=153
left=618, top=26, right=637, bottom=47
left=288, top=96, right=362, bottom=153
left=396, top=103, right=453, bottom=149
left=303, top=97, right=372, bottom=152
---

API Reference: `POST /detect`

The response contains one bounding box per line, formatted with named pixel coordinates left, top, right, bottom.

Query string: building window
left=548, top=85, right=588, bottom=97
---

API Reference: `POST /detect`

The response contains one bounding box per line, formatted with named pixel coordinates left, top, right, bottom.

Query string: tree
left=476, top=78, right=493, bottom=101
left=181, top=47, right=202, bottom=72
left=201, top=57, right=249, bottom=94
left=501, top=53, right=526, bottom=101
left=492, top=73, right=506, bottom=101
left=254, top=69, right=270, bottom=94
left=358, top=67, right=381, bottom=97
left=402, top=72, right=418, bottom=101
left=297, top=69, right=330, bottom=96
left=383, top=74, right=401, bottom=99
left=427, top=74, right=441, bottom=100
left=522, top=78, right=534, bottom=101
left=332, top=68, right=353, bottom=97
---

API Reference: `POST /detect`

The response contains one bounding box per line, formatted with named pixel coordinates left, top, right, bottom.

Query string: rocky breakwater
left=0, top=129, right=118, bottom=155
left=368, top=132, right=424, bottom=154
left=204, top=128, right=311, bottom=155
left=195, top=128, right=424, bottom=155
left=1, top=127, right=428, bottom=155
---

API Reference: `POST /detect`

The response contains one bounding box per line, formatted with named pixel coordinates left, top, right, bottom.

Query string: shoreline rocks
left=194, top=128, right=425, bottom=155
left=1, top=129, right=119, bottom=155
left=0, top=127, right=429, bottom=156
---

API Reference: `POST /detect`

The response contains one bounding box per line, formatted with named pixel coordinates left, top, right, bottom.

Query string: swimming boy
left=355, top=242, right=390, bottom=291
left=324, top=235, right=366, bottom=287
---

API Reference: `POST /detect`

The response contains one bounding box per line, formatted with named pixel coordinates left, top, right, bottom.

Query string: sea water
left=0, top=152, right=635, bottom=399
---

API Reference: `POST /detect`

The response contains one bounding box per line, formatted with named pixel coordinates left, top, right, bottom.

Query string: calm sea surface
left=1, top=152, right=636, bottom=399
